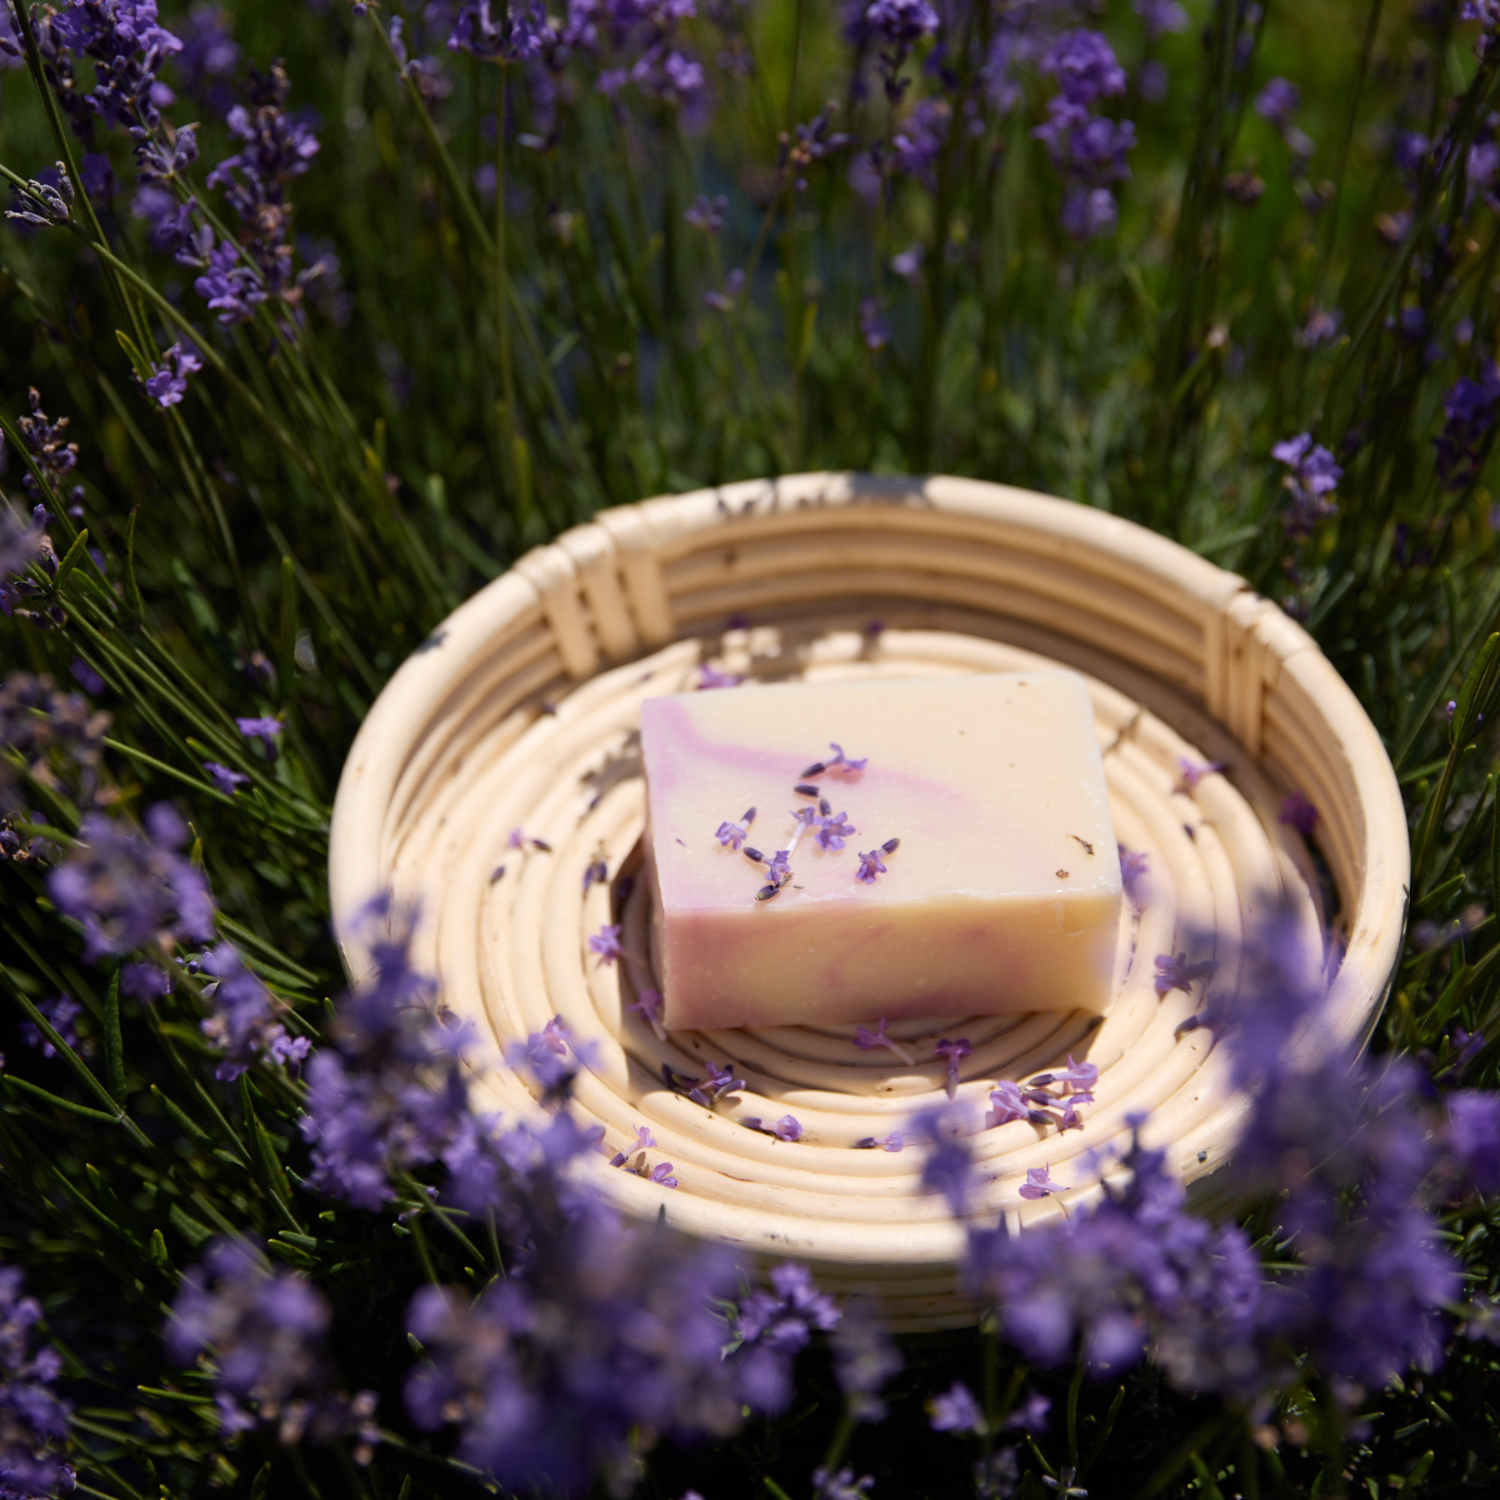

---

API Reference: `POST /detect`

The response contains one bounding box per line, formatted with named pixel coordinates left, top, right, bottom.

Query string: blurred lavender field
left=4, top=1, right=1500, bottom=1496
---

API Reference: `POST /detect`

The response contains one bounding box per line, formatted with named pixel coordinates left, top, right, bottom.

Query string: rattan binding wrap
left=329, top=473, right=1408, bottom=1330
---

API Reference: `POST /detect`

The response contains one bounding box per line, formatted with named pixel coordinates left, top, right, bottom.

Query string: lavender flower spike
left=1271, top=432, right=1341, bottom=537
left=0, top=1262, right=74, bottom=1498
left=143, top=341, right=204, bottom=409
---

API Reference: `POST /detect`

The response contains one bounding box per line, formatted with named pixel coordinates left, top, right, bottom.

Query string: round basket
left=329, top=472, right=1408, bottom=1330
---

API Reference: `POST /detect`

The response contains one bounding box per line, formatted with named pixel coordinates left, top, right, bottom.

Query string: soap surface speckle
left=640, top=671, right=1122, bottom=1030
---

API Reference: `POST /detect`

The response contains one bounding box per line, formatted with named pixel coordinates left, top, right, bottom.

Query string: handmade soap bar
left=639, top=671, right=1121, bottom=1031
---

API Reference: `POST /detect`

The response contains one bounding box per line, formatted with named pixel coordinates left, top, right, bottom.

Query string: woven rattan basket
left=329, top=472, right=1408, bottom=1330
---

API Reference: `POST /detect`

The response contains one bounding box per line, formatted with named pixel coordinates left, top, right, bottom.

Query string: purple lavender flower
left=1060, top=185, right=1119, bottom=239
left=5, top=165, right=76, bottom=229
left=19, top=995, right=83, bottom=1059
left=816, top=810, right=856, bottom=851
left=235, top=715, right=283, bottom=755
left=965, top=1127, right=1262, bottom=1386
left=449, top=0, right=547, bottom=61
left=1045, top=1055, right=1099, bottom=1092
left=1435, top=362, right=1500, bottom=489
left=855, top=847, right=887, bottom=883
left=852, top=1132, right=904, bottom=1151
left=892, top=99, right=949, bottom=185
left=687, top=1060, right=745, bottom=1107
left=1033, top=33, right=1134, bottom=242
left=1135, top=0, right=1189, bottom=41
left=1444, top=1090, right=1500, bottom=1193
left=1271, top=433, right=1341, bottom=536
left=168, top=1238, right=378, bottom=1450
left=0, top=502, right=44, bottom=587
left=933, top=1037, right=972, bottom=1098
left=48, top=804, right=215, bottom=963
left=684, top=193, right=726, bottom=232
left=299, top=897, right=483, bottom=1208
left=715, top=807, right=755, bottom=850
left=1153, top=951, right=1217, bottom=996
left=1018, top=1164, right=1061, bottom=1200
left=192, top=237, right=267, bottom=323
left=197, top=943, right=310, bottom=1081
left=865, top=0, right=940, bottom=52
left=783, top=105, right=852, bottom=192
left=407, top=1194, right=775, bottom=1491
left=1175, top=756, right=1225, bottom=790
left=131, top=181, right=198, bottom=253
left=696, top=662, right=744, bottom=689
left=38, top=0, right=185, bottom=135
left=832, top=1300, right=900, bottom=1420
left=813, top=1466, right=873, bottom=1500
left=142, top=340, right=203, bottom=408
left=824, top=741, right=867, bottom=773
left=1254, top=77, right=1301, bottom=130
left=0, top=1263, right=74, bottom=1498
left=733, top=1262, right=841, bottom=1412
left=0, top=7, right=22, bottom=71
left=16, top=388, right=80, bottom=502
left=928, top=1379, right=985, bottom=1433
left=890, top=242, right=924, bottom=281
left=911, top=1103, right=975, bottom=1214
left=858, top=297, right=890, bottom=351
left=628, top=986, right=665, bottom=1036
left=1279, top=790, right=1318, bottom=836
left=171, top=5, right=239, bottom=115
left=987, top=1080, right=1035, bottom=1127
left=588, top=922, right=625, bottom=965
left=610, top=1124, right=657, bottom=1166
left=1043, top=30, right=1127, bottom=106
left=1007, top=1391, right=1052, bottom=1432
left=0, top=675, right=108, bottom=810
left=773, top=1114, right=802, bottom=1142
left=1302, top=306, right=1342, bottom=347
left=853, top=1017, right=915, bottom=1064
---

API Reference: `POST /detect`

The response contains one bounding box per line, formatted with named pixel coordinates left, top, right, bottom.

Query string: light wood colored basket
left=329, top=473, right=1408, bottom=1330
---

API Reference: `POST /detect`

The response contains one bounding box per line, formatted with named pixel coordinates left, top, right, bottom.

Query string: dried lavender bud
left=794, top=783, right=820, bottom=797
left=755, top=884, right=781, bottom=902
left=818, top=797, right=832, bottom=816
left=801, top=761, right=828, bottom=777
left=743, top=847, right=764, bottom=863
left=881, top=838, right=900, bottom=855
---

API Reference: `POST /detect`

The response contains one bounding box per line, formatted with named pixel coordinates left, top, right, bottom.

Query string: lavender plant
left=4, top=0, right=1500, bottom=1496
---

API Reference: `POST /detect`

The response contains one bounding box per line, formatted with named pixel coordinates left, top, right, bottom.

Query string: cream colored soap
left=639, top=671, right=1122, bottom=1031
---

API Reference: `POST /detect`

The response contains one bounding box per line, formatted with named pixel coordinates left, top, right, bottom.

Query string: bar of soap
left=639, top=670, right=1122, bottom=1031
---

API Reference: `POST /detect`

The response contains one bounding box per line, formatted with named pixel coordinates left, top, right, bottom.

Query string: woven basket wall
left=329, top=473, right=1408, bottom=1330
